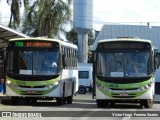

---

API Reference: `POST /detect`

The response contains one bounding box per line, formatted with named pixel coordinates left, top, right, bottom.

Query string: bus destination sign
left=15, top=41, right=53, bottom=48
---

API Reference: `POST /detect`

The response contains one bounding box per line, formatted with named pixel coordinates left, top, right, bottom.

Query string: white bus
left=5, top=37, right=78, bottom=105
left=92, top=37, right=158, bottom=108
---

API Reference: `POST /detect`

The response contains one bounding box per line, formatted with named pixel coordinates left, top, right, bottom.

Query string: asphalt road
left=0, top=93, right=160, bottom=120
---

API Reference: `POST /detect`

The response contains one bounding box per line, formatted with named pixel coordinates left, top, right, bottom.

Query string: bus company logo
left=1, top=112, right=42, bottom=118
left=2, top=112, right=11, bottom=117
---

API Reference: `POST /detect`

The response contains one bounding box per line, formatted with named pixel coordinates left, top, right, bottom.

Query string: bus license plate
left=27, top=91, right=37, bottom=94
left=119, top=93, right=128, bottom=96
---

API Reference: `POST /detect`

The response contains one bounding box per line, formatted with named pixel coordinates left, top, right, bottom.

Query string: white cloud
left=93, top=0, right=160, bottom=30
left=0, top=0, right=24, bottom=25
left=0, top=0, right=10, bottom=24
left=1, top=0, right=160, bottom=31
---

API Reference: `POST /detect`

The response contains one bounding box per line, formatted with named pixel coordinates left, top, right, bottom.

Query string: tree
left=66, top=29, right=77, bottom=44
left=6, top=0, right=29, bottom=28
left=22, top=0, right=72, bottom=37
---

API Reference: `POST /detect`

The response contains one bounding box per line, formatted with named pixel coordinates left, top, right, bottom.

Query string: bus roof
left=92, top=37, right=151, bottom=51
left=9, top=37, right=77, bottom=49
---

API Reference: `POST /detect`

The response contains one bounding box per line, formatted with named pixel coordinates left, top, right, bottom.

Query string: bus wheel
left=67, top=96, right=73, bottom=104
left=11, top=97, right=19, bottom=105
left=96, top=100, right=108, bottom=108
left=144, top=99, right=153, bottom=108
left=141, top=99, right=153, bottom=108
left=78, top=87, right=86, bottom=94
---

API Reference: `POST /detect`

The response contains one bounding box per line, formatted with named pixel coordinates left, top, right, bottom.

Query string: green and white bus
left=5, top=38, right=78, bottom=105
left=92, top=37, right=158, bottom=108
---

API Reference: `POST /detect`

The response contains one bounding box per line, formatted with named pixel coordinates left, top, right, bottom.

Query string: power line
left=1, top=16, right=160, bottom=27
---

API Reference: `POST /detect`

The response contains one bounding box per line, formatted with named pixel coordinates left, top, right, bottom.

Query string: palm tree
left=6, top=0, right=29, bottom=28
left=22, top=0, right=72, bottom=37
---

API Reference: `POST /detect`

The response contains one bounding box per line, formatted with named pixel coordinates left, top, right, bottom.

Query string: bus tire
left=67, top=96, right=72, bottom=104
left=96, top=100, right=108, bottom=108
left=142, top=99, right=153, bottom=108
left=78, top=87, right=86, bottom=94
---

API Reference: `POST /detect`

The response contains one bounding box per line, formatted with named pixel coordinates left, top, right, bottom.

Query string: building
left=0, top=24, right=28, bottom=94
left=95, top=24, right=160, bottom=94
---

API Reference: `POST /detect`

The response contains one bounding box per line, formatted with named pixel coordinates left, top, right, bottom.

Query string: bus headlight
left=54, top=81, right=59, bottom=86
left=102, top=86, right=110, bottom=92
left=47, top=81, right=59, bottom=89
left=7, top=80, right=11, bottom=84
left=139, top=82, right=153, bottom=91
left=97, top=83, right=110, bottom=92
left=7, top=80, right=19, bottom=88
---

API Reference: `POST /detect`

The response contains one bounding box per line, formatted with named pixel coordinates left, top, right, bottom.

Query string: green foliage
left=4, top=0, right=72, bottom=38
left=88, top=45, right=93, bottom=63
left=7, top=0, right=29, bottom=29
left=22, top=0, right=72, bottom=37
left=66, top=29, right=78, bottom=44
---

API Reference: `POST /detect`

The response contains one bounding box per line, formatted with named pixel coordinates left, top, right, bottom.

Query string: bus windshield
left=7, top=50, right=59, bottom=75
left=97, top=51, right=153, bottom=77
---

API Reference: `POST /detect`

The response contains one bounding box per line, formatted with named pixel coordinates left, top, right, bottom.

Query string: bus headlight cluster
left=139, top=81, right=153, bottom=91
left=7, top=80, right=19, bottom=88
left=97, top=82, right=110, bottom=92
left=47, top=81, right=59, bottom=89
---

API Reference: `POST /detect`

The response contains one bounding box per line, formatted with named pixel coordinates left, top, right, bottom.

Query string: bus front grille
left=111, top=93, right=136, bottom=98
left=110, top=88, right=138, bottom=90
left=18, top=85, right=46, bottom=88
left=20, top=91, right=44, bottom=95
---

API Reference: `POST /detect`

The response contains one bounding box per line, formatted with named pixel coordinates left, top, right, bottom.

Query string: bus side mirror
left=155, top=52, right=160, bottom=69
left=92, top=51, right=97, bottom=62
left=62, top=54, right=66, bottom=69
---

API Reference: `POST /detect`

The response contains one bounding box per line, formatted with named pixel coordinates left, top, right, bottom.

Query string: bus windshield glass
left=97, top=51, right=153, bottom=77
left=6, top=50, right=59, bottom=75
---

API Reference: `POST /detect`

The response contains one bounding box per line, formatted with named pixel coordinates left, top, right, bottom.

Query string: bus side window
left=62, top=54, right=66, bottom=69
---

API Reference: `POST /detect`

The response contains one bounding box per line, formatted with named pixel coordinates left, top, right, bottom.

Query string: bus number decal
left=15, top=42, right=24, bottom=47
left=108, top=84, right=118, bottom=88
left=16, top=81, right=26, bottom=86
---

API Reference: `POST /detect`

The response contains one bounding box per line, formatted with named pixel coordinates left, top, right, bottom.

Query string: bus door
left=0, top=50, right=4, bottom=94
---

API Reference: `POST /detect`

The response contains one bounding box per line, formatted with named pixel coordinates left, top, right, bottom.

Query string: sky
left=1, top=0, right=160, bottom=31
left=93, top=0, right=160, bottom=30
